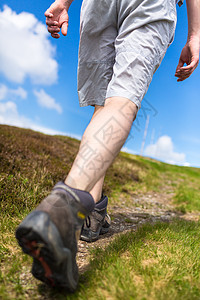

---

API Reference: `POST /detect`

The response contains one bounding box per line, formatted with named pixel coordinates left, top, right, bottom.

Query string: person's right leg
left=78, top=98, right=137, bottom=242
left=89, top=175, right=105, bottom=203
left=65, top=96, right=138, bottom=193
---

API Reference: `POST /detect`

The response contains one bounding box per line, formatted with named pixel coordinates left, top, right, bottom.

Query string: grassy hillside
left=1, top=124, right=200, bottom=213
left=1, top=124, right=200, bottom=299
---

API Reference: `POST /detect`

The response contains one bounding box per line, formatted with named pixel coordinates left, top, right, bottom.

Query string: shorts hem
left=106, top=92, right=142, bottom=110
left=79, top=99, right=105, bottom=107
left=79, top=93, right=142, bottom=109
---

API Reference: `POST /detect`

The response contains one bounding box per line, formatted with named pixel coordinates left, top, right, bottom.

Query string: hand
left=175, top=36, right=199, bottom=81
left=45, top=1, right=69, bottom=39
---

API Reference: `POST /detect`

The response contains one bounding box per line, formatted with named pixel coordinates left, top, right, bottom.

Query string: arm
left=45, top=0, right=74, bottom=39
left=175, top=0, right=200, bottom=81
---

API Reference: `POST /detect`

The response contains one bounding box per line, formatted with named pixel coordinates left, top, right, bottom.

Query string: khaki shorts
left=78, top=0, right=177, bottom=109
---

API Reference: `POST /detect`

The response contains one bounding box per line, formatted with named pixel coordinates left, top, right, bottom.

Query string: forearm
left=186, top=0, right=200, bottom=39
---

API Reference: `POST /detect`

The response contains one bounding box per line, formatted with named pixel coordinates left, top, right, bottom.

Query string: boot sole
left=15, top=211, right=78, bottom=291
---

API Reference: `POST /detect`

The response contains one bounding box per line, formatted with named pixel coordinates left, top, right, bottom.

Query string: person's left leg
left=81, top=173, right=111, bottom=243
left=79, top=104, right=106, bottom=203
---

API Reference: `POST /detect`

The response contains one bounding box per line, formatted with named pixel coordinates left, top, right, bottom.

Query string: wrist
left=65, top=0, right=73, bottom=9
left=55, top=0, right=73, bottom=10
left=187, top=34, right=200, bottom=43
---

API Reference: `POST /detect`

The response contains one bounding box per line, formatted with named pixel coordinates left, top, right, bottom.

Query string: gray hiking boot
left=15, top=182, right=94, bottom=291
left=80, top=195, right=111, bottom=242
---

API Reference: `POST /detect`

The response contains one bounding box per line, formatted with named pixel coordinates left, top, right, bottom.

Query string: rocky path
left=77, top=191, right=200, bottom=273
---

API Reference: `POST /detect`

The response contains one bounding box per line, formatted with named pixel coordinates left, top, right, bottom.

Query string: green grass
left=2, top=219, right=200, bottom=299
left=74, top=219, right=200, bottom=300
left=1, top=124, right=200, bottom=299
left=174, top=184, right=200, bottom=213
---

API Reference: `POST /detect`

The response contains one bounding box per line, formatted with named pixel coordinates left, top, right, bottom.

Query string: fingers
left=44, top=9, right=53, bottom=18
left=47, top=25, right=60, bottom=34
left=175, top=59, right=184, bottom=74
left=51, top=33, right=60, bottom=39
left=175, top=39, right=199, bottom=82
left=180, top=60, right=198, bottom=74
left=175, top=61, right=187, bottom=81
left=47, top=23, right=68, bottom=38
left=175, top=58, right=199, bottom=82
left=45, top=7, right=60, bottom=38
left=175, top=68, right=192, bottom=81
left=46, top=19, right=59, bottom=27
left=176, top=73, right=190, bottom=81
left=45, top=16, right=61, bottom=38
left=44, top=8, right=69, bottom=38
left=61, top=21, right=68, bottom=36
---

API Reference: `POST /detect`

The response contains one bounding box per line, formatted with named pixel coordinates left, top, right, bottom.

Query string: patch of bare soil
left=77, top=191, right=199, bottom=272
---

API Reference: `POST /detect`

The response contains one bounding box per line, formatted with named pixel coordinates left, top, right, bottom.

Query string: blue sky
left=0, top=1, right=199, bottom=167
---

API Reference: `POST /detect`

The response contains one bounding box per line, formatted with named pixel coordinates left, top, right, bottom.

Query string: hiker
left=16, top=0, right=200, bottom=291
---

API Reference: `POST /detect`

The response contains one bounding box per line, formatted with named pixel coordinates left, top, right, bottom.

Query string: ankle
left=56, top=182, right=95, bottom=213
left=95, top=195, right=108, bottom=209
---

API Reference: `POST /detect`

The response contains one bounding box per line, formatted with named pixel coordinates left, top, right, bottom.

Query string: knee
left=105, top=96, right=138, bottom=121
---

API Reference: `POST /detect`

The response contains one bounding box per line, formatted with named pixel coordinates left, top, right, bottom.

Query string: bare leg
left=65, top=97, right=137, bottom=198
left=89, top=175, right=105, bottom=203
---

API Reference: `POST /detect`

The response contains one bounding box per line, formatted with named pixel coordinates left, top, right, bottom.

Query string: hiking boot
left=15, top=182, right=95, bottom=291
left=80, top=195, right=111, bottom=242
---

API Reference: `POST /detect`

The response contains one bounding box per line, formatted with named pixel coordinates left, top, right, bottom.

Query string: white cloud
left=34, top=89, right=62, bottom=114
left=11, top=87, right=27, bottom=99
left=0, top=5, right=58, bottom=85
left=0, top=101, right=81, bottom=139
left=0, top=84, right=27, bottom=101
left=144, top=135, right=190, bottom=166
left=0, top=101, right=17, bottom=114
left=0, top=84, right=8, bottom=100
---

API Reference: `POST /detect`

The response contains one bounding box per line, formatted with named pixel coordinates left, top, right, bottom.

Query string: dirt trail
left=18, top=191, right=200, bottom=299
left=77, top=191, right=200, bottom=272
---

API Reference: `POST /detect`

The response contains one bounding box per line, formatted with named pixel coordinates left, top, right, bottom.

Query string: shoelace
left=85, top=216, right=91, bottom=228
